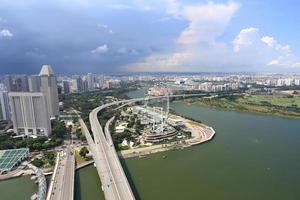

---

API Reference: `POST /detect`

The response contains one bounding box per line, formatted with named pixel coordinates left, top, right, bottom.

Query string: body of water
left=126, top=87, right=149, bottom=99
left=123, top=102, right=300, bottom=200
left=0, top=176, right=38, bottom=200
left=125, top=89, right=300, bottom=199
left=75, top=164, right=105, bottom=200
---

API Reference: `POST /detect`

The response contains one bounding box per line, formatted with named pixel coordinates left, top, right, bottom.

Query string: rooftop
left=39, top=64, right=55, bottom=76
left=0, top=148, right=29, bottom=173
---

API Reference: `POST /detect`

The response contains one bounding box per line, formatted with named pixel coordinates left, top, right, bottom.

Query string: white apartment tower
left=39, top=65, right=59, bottom=117
left=9, top=92, right=51, bottom=136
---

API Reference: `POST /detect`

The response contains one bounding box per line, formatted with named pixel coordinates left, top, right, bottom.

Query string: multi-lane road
left=46, top=146, right=75, bottom=200
left=89, top=103, right=136, bottom=200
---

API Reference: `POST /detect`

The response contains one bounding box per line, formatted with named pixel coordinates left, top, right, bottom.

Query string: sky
left=0, top=0, right=300, bottom=74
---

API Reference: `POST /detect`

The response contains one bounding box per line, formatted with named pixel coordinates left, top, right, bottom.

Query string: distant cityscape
left=1, top=70, right=300, bottom=139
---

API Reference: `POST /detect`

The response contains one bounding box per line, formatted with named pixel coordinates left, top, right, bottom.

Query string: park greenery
left=79, top=146, right=89, bottom=158
left=108, top=109, right=145, bottom=150
left=75, top=128, right=86, bottom=141
left=32, top=151, right=56, bottom=168
left=183, top=93, right=300, bottom=118
left=0, top=120, right=67, bottom=151
left=61, top=84, right=139, bottom=124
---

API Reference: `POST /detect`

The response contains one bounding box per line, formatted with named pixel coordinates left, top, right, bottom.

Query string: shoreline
left=181, top=100, right=300, bottom=120
left=119, top=114, right=216, bottom=159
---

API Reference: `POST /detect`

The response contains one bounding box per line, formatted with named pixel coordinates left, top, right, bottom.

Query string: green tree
left=44, top=151, right=55, bottom=160
left=51, top=120, right=67, bottom=138
left=79, top=147, right=89, bottom=158
left=80, top=134, right=86, bottom=141
left=32, top=158, right=44, bottom=168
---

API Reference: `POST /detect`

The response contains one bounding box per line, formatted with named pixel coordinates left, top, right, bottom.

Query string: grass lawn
left=183, top=94, right=300, bottom=118
left=74, top=147, right=86, bottom=165
left=238, top=94, right=300, bottom=107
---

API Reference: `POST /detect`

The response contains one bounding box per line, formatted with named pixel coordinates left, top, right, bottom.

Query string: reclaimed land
left=182, top=93, right=300, bottom=119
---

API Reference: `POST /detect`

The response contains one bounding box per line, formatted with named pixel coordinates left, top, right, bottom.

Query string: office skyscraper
left=62, top=81, right=70, bottom=94
left=39, top=65, right=59, bottom=117
left=83, top=80, right=89, bottom=92
left=9, top=92, right=51, bottom=136
left=76, top=77, right=83, bottom=92
left=87, top=73, right=95, bottom=91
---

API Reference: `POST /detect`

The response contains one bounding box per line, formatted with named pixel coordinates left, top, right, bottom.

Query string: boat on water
left=162, top=155, right=167, bottom=159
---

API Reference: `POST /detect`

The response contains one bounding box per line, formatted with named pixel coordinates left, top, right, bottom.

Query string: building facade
left=9, top=92, right=51, bottom=136
left=4, top=75, right=14, bottom=92
left=0, top=91, right=11, bottom=121
left=39, top=65, right=59, bottom=117
left=28, top=75, right=41, bottom=92
left=4, top=75, right=29, bottom=92
left=87, top=73, right=95, bottom=91
left=62, top=81, right=70, bottom=94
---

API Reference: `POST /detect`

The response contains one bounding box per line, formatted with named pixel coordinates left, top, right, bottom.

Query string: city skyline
left=1, top=0, right=300, bottom=74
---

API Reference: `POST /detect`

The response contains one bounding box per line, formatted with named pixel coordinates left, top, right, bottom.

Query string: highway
left=90, top=104, right=135, bottom=200
left=80, top=118, right=127, bottom=200
left=47, top=146, right=75, bottom=200
left=81, top=93, right=206, bottom=200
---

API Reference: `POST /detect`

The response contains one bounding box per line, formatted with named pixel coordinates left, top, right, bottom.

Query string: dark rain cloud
left=0, top=0, right=183, bottom=74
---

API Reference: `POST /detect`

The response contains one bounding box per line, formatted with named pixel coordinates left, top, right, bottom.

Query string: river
left=1, top=88, right=300, bottom=199
left=0, top=175, right=38, bottom=200
left=123, top=88, right=300, bottom=200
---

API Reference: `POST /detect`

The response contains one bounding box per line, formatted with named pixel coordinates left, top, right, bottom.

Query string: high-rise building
left=9, top=92, right=51, bottom=136
left=76, top=77, right=83, bottom=92
left=28, top=75, right=41, bottom=92
left=4, top=75, right=14, bottom=92
left=70, top=79, right=78, bottom=93
left=62, top=81, right=70, bottom=94
left=83, top=80, right=89, bottom=92
left=39, top=65, right=59, bottom=117
left=15, top=75, right=29, bottom=92
left=87, top=73, right=95, bottom=91
left=0, top=91, right=11, bottom=121
left=4, top=75, right=29, bottom=92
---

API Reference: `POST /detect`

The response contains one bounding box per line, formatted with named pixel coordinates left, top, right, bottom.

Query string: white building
left=0, top=91, right=11, bottom=121
left=9, top=92, right=51, bottom=136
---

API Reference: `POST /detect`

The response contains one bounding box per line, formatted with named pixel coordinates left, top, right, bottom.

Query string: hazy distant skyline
left=0, top=0, right=300, bottom=74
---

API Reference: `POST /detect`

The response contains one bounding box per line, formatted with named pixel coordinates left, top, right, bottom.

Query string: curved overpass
left=84, top=94, right=205, bottom=200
